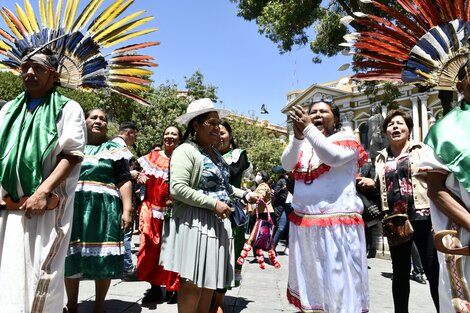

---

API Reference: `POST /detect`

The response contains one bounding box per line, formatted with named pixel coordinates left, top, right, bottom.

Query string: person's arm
left=118, top=180, right=133, bottom=230
left=170, top=145, right=218, bottom=210
left=303, top=124, right=357, bottom=167
left=281, top=136, right=303, bottom=171
left=427, top=172, right=470, bottom=231
left=22, top=154, right=82, bottom=218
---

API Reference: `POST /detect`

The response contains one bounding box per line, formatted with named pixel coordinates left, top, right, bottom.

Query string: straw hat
left=175, top=98, right=231, bottom=126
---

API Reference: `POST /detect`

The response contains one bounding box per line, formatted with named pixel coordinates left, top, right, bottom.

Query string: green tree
left=362, top=81, right=401, bottom=110
left=227, top=116, right=285, bottom=176
left=0, top=71, right=23, bottom=101
left=184, top=69, right=218, bottom=101
left=230, top=0, right=368, bottom=61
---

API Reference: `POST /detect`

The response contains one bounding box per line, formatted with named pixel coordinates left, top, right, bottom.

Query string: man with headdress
left=419, top=60, right=470, bottom=312
left=0, top=48, right=86, bottom=312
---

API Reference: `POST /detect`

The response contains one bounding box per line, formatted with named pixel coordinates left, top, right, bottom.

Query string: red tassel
left=237, top=243, right=252, bottom=265
left=269, top=249, right=281, bottom=268
left=256, top=249, right=266, bottom=269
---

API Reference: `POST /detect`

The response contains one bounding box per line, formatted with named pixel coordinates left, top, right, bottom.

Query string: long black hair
left=181, top=112, right=211, bottom=143
left=220, top=119, right=238, bottom=149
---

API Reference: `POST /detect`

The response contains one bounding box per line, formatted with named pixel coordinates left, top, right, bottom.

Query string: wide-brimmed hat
left=175, top=98, right=231, bottom=126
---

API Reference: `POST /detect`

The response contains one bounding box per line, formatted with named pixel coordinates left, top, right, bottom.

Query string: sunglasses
left=310, top=93, right=334, bottom=104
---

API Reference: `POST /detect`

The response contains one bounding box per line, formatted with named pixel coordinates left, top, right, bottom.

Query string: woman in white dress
left=282, top=100, right=369, bottom=313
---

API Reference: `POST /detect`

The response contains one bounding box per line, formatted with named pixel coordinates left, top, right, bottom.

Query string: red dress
left=136, top=150, right=179, bottom=290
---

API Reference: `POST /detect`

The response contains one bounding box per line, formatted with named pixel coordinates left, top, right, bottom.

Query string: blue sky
left=148, top=0, right=353, bottom=125
left=1, top=0, right=353, bottom=125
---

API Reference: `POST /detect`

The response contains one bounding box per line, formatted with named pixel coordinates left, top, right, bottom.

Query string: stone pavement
left=72, top=236, right=436, bottom=313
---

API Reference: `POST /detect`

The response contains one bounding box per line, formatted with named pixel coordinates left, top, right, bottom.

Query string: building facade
left=281, top=76, right=453, bottom=149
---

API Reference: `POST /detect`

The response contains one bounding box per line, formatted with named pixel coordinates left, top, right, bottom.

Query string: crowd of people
left=1, top=46, right=470, bottom=313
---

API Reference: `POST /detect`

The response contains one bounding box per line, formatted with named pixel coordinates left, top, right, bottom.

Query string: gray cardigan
left=169, top=142, right=246, bottom=218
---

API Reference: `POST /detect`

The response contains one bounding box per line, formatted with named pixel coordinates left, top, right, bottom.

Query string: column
left=419, top=94, right=429, bottom=139
left=410, top=96, right=419, bottom=140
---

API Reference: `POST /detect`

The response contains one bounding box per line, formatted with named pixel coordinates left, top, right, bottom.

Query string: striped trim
left=68, top=241, right=124, bottom=257
left=75, top=181, right=119, bottom=197
left=83, top=146, right=133, bottom=162
left=31, top=185, right=67, bottom=313
left=289, top=211, right=364, bottom=227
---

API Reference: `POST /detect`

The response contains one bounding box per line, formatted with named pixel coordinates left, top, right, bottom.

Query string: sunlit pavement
left=70, top=236, right=436, bottom=313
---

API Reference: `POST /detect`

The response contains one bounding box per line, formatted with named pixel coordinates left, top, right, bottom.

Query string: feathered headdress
left=0, top=0, right=159, bottom=104
left=342, top=0, right=470, bottom=90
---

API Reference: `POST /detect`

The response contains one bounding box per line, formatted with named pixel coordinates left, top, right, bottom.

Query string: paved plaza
left=71, top=236, right=436, bottom=313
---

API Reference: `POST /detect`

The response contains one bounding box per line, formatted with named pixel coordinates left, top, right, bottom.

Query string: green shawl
left=0, top=90, right=69, bottom=201
left=425, top=101, right=470, bottom=195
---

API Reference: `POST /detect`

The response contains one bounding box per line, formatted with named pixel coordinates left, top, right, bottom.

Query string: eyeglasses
left=310, top=93, right=334, bottom=104
left=203, top=118, right=222, bottom=128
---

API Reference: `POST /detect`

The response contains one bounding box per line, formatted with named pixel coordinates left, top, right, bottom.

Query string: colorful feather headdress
left=342, top=0, right=470, bottom=90
left=0, top=0, right=159, bottom=104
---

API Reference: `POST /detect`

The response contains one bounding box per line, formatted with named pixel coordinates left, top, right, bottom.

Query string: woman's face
left=86, top=109, right=107, bottom=138
left=163, top=126, right=180, bottom=151
left=194, top=112, right=221, bottom=147
left=386, top=115, right=410, bottom=147
left=218, top=124, right=231, bottom=153
left=309, top=102, right=337, bottom=136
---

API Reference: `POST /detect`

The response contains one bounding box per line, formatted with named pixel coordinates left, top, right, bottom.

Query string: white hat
left=175, top=98, right=231, bottom=126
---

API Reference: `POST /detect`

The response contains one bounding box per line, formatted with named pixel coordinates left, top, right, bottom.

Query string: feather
left=103, top=28, right=157, bottom=47
left=0, top=40, right=12, bottom=52
left=366, top=1, right=426, bottom=37
left=39, top=0, right=47, bottom=28
left=109, top=81, right=149, bottom=91
left=0, top=10, right=23, bottom=39
left=89, top=0, right=131, bottom=33
left=112, top=41, right=159, bottom=54
left=108, top=75, right=150, bottom=85
left=24, top=0, right=39, bottom=33
left=72, top=0, right=104, bottom=32
left=3, top=7, right=28, bottom=38
left=110, top=67, right=153, bottom=76
left=93, top=10, right=145, bottom=42
left=15, top=4, right=33, bottom=34
left=412, top=0, right=443, bottom=27
left=47, top=0, right=54, bottom=29
left=111, top=55, right=154, bottom=61
left=111, top=87, right=150, bottom=106
left=0, top=27, right=16, bottom=43
left=112, top=60, right=158, bottom=67
left=54, top=0, right=63, bottom=29
left=63, top=0, right=80, bottom=32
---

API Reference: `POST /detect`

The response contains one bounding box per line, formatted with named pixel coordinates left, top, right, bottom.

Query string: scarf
left=425, top=101, right=470, bottom=195
left=0, top=89, right=68, bottom=201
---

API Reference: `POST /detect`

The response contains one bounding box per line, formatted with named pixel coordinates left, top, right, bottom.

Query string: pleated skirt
left=160, top=206, right=235, bottom=289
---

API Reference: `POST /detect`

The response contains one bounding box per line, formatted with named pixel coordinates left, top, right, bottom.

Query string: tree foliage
left=230, top=0, right=365, bottom=61
left=227, top=116, right=285, bottom=175
left=0, top=71, right=23, bottom=101
left=362, top=81, right=402, bottom=110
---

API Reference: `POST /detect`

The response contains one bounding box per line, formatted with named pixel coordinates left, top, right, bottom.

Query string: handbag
left=237, top=199, right=281, bottom=269
left=381, top=213, right=414, bottom=247
left=229, top=198, right=248, bottom=227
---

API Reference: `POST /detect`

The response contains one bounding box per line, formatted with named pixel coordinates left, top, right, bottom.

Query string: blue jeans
left=123, top=228, right=133, bottom=272
left=273, top=209, right=289, bottom=250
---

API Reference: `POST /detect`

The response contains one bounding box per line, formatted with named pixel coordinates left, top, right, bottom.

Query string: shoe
left=142, top=286, right=163, bottom=303
left=412, top=273, right=427, bottom=285
left=166, top=291, right=177, bottom=304
left=122, top=267, right=137, bottom=281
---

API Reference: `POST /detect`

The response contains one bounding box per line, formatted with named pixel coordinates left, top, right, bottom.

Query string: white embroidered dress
left=282, top=124, right=369, bottom=313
